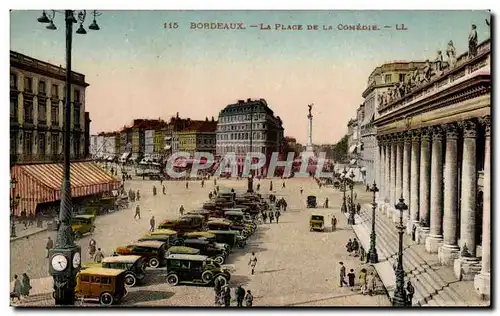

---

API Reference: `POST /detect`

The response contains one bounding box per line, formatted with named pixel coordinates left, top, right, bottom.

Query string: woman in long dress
left=21, top=273, right=31, bottom=297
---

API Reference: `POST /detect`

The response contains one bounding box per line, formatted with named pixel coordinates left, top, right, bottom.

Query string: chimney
left=247, top=98, right=251, bottom=102
left=206, top=117, right=208, bottom=121
left=238, top=100, right=244, bottom=104
left=176, top=112, right=179, bottom=118
left=211, top=116, right=214, bottom=122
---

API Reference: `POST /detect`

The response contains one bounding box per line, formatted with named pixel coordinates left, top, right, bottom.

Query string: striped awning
left=11, top=162, right=120, bottom=216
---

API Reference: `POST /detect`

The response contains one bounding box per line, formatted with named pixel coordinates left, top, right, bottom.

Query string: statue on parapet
left=423, top=60, right=433, bottom=81
left=434, top=50, right=444, bottom=72
left=468, top=24, right=478, bottom=58
left=446, top=40, right=457, bottom=68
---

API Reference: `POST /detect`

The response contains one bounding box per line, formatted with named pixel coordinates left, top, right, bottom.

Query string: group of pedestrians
left=88, top=238, right=105, bottom=263
left=214, top=280, right=254, bottom=307
left=338, top=262, right=377, bottom=295
left=11, top=273, right=31, bottom=303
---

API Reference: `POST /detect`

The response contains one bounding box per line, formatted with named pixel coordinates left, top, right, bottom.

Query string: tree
left=332, top=135, right=349, bottom=162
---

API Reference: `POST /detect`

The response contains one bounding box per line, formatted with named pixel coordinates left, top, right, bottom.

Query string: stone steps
left=352, top=204, right=466, bottom=306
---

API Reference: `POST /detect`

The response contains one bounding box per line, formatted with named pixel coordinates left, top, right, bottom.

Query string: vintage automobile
left=75, top=267, right=128, bottom=305
left=309, top=214, right=325, bottom=232
left=158, top=217, right=203, bottom=233
left=182, top=239, right=227, bottom=264
left=100, top=255, right=146, bottom=287
left=223, top=210, right=257, bottom=231
left=186, top=210, right=211, bottom=222
left=208, top=230, right=246, bottom=249
left=307, top=195, right=317, bottom=208
left=180, top=214, right=207, bottom=230
left=183, top=231, right=230, bottom=253
left=138, top=229, right=178, bottom=246
left=165, top=254, right=231, bottom=286
left=166, top=246, right=201, bottom=256
left=202, top=201, right=217, bottom=211
left=115, top=241, right=167, bottom=268
left=71, top=214, right=96, bottom=240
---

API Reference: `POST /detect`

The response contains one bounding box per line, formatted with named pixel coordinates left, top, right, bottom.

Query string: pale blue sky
left=10, top=10, right=491, bottom=143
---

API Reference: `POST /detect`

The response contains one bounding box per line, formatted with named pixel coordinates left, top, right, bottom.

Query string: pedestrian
left=179, top=205, right=185, bottom=216
left=367, top=272, right=376, bottom=296
left=282, top=181, right=285, bottom=188
left=282, top=198, right=287, bottom=211
left=324, top=197, right=329, bottom=208
left=406, top=280, right=415, bottom=306
left=201, top=179, right=205, bottom=188
left=300, top=187, right=303, bottom=195
left=248, top=252, right=258, bottom=275
left=275, top=210, right=281, bottom=223
left=94, top=248, right=104, bottom=263
left=214, top=178, right=217, bottom=186
left=359, top=268, right=367, bottom=294
left=45, top=237, right=53, bottom=258
left=21, top=273, right=31, bottom=297
left=150, top=216, right=155, bottom=232
left=236, top=284, right=245, bottom=307
left=88, top=238, right=97, bottom=260
left=354, top=192, right=357, bottom=200
left=346, top=239, right=353, bottom=256
left=356, top=203, right=361, bottom=215
left=160, top=177, right=163, bottom=185
left=245, top=290, right=253, bottom=307
left=134, top=205, right=141, bottom=219
left=186, top=182, right=189, bottom=189
left=11, top=275, right=22, bottom=302
left=153, top=185, right=157, bottom=196
left=347, top=269, right=356, bottom=288
left=257, top=183, right=260, bottom=191
left=223, top=285, right=231, bottom=307
left=111, top=167, right=114, bottom=175
left=162, top=185, right=166, bottom=195
left=269, top=211, right=274, bottom=223
left=136, top=190, right=140, bottom=201
left=352, top=238, right=360, bottom=257
left=262, top=212, right=267, bottom=223
left=366, top=184, right=370, bottom=192
left=359, top=245, right=366, bottom=262
left=209, top=191, right=213, bottom=200
left=214, top=277, right=222, bottom=305
left=331, top=215, right=337, bottom=231
left=339, top=262, right=348, bottom=287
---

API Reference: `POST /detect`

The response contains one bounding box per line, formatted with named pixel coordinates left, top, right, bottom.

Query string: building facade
left=10, top=51, right=89, bottom=165
left=216, top=98, right=284, bottom=158
left=374, top=39, right=491, bottom=297
left=178, top=119, right=217, bottom=155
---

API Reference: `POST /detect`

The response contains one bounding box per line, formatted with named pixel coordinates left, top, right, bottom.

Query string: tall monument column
left=425, top=126, right=444, bottom=253
left=475, top=116, right=491, bottom=298
left=416, top=128, right=431, bottom=244
left=454, top=120, right=481, bottom=280
left=306, top=103, right=314, bottom=152
left=438, top=124, right=460, bottom=265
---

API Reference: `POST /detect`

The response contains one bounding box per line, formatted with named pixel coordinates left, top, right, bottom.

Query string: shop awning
left=11, top=162, right=120, bottom=217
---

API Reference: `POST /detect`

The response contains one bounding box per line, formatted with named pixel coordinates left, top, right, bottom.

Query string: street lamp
left=340, top=167, right=347, bottom=213
left=37, top=9, right=101, bottom=306
left=347, top=170, right=356, bottom=225
left=393, top=194, right=408, bottom=307
left=10, top=177, right=20, bottom=238
left=367, top=181, right=379, bottom=264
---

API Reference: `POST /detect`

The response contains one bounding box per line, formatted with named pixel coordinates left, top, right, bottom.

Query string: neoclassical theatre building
left=373, top=38, right=491, bottom=298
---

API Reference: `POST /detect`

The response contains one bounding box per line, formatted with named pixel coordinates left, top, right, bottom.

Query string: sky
left=10, top=10, right=491, bottom=144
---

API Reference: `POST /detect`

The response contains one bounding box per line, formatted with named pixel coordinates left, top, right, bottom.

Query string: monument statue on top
left=306, top=103, right=314, bottom=152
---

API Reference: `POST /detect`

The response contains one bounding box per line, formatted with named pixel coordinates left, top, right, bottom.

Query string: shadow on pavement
left=284, top=292, right=363, bottom=306
left=229, top=274, right=252, bottom=287
left=259, top=268, right=285, bottom=274
left=126, top=290, right=174, bottom=303
left=243, top=246, right=268, bottom=254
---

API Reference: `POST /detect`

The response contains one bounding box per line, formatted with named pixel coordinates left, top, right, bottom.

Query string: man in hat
left=236, top=284, right=246, bottom=307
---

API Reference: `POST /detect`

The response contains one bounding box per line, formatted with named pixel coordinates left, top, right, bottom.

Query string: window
left=73, top=104, right=81, bottom=127
left=38, top=80, right=46, bottom=95
left=23, top=131, right=33, bottom=155
left=384, top=74, right=391, bottom=83
left=38, top=133, right=46, bottom=155
left=23, top=98, right=34, bottom=123
left=10, top=72, right=17, bottom=89
left=10, top=96, right=18, bottom=121
left=74, top=89, right=81, bottom=103
left=51, top=84, right=58, bottom=98
left=101, top=277, right=111, bottom=285
left=399, top=74, right=405, bottom=82
left=51, top=134, right=59, bottom=156
left=51, top=104, right=59, bottom=125
left=91, top=276, right=101, bottom=283
left=24, top=77, right=33, bottom=92
left=73, top=136, right=80, bottom=158
left=38, top=99, right=47, bottom=123
left=80, top=275, right=90, bottom=282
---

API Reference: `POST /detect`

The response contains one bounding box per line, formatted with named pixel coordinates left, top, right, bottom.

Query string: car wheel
left=166, top=273, right=179, bottom=286
left=148, top=257, right=160, bottom=268
left=74, top=232, right=82, bottom=240
left=124, top=273, right=137, bottom=287
left=201, top=270, right=214, bottom=283
left=214, top=256, right=225, bottom=265
left=215, top=275, right=228, bottom=286
left=99, top=292, right=114, bottom=305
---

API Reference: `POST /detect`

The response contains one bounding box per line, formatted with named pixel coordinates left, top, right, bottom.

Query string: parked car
left=182, top=239, right=227, bottom=265
left=166, top=246, right=201, bottom=256
left=158, top=217, right=203, bottom=233
left=138, top=229, right=178, bottom=246
left=307, top=195, right=317, bottom=208
left=165, top=254, right=231, bottom=286
left=100, top=255, right=146, bottom=287
left=208, top=230, right=246, bottom=249
left=115, top=241, right=167, bottom=268
left=71, top=214, right=96, bottom=240
left=75, top=267, right=128, bottom=305
left=183, top=231, right=230, bottom=253
left=309, top=214, right=325, bottom=232
left=186, top=210, right=211, bottom=222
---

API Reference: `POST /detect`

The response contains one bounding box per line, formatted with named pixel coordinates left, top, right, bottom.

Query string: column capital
left=443, top=123, right=459, bottom=139
left=403, top=131, right=412, bottom=142
left=411, top=129, right=421, bottom=142
left=420, top=127, right=432, bottom=141
left=430, top=126, right=444, bottom=141
left=394, top=132, right=405, bottom=143
left=459, top=120, right=478, bottom=138
left=478, top=115, right=491, bottom=137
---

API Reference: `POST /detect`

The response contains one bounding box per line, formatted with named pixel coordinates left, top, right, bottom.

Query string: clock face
left=73, top=252, right=81, bottom=268
left=51, top=254, right=68, bottom=272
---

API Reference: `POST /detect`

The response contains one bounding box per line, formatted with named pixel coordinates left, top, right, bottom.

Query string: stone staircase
left=347, top=204, right=479, bottom=307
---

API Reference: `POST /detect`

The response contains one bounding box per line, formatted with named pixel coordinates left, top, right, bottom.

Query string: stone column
left=454, top=120, right=481, bottom=280
left=377, top=139, right=384, bottom=203
left=416, top=128, right=431, bottom=244
left=385, top=137, right=392, bottom=216
left=438, top=124, right=460, bottom=265
left=425, top=126, right=444, bottom=253
left=402, top=132, right=411, bottom=226
left=390, top=137, right=397, bottom=216
left=408, top=130, right=420, bottom=237
left=474, top=116, right=490, bottom=297
left=393, top=135, right=403, bottom=222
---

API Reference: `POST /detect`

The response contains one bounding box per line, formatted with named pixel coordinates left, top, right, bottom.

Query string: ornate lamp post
left=37, top=9, right=101, bottom=306
left=393, top=194, right=408, bottom=307
left=347, top=170, right=356, bottom=225
left=367, top=181, right=379, bottom=263
left=10, top=177, right=20, bottom=238
left=340, top=167, right=348, bottom=213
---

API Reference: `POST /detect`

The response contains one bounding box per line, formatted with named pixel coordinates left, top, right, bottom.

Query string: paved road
left=11, top=177, right=390, bottom=306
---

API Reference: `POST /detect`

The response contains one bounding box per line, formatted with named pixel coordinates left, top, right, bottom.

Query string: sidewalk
left=10, top=222, right=48, bottom=242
